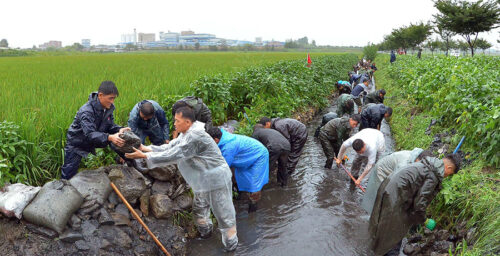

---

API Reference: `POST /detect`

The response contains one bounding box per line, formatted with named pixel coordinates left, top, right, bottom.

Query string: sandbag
left=70, top=169, right=112, bottom=204
left=23, top=180, right=84, bottom=234
left=113, top=131, right=141, bottom=154
left=0, top=183, right=41, bottom=219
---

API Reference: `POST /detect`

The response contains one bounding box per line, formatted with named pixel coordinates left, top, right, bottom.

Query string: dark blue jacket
left=361, top=104, right=388, bottom=129
left=351, top=84, right=367, bottom=98
left=349, top=74, right=362, bottom=85
left=390, top=52, right=396, bottom=63
left=65, top=92, right=122, bottom=157
left=128, top=100, right=169, bottom=141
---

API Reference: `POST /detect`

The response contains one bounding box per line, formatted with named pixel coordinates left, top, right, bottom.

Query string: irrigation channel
left=188, top=81, right=396, bottom=256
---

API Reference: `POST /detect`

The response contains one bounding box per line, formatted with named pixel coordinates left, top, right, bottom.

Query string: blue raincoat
left=217, top=129, right=269, bottom=193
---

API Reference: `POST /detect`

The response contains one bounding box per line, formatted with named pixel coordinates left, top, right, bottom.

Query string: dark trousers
left=137, top=127, right=165, bottom=146
left=61, top=144, right=133, bottom=180
left=269, top=149, right=290, bottom=186
left=318, top=130, right=341, bottom=160
left=287, top=132, right=308, bottom=173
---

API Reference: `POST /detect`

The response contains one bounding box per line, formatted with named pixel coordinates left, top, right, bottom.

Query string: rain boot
left=324, top=158, right=334, bottom=169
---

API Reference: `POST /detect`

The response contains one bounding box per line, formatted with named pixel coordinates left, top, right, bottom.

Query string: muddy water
left=188, top=84, right=395, bottom=256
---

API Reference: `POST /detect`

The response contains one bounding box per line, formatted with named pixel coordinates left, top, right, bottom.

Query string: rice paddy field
left=0, top=51, right=340, bottom=184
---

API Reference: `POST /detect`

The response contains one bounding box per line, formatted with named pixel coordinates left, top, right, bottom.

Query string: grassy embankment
left=375, top=54, right=499, bottom=255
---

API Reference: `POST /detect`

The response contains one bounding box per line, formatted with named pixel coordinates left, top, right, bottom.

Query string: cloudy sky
left=2, top=0, right=499, bottom=49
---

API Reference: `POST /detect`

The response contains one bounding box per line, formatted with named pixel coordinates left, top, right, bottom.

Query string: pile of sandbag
left=0, top=183, right=40, bottom=219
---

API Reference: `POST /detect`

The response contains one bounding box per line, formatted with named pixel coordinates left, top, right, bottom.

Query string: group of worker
left=60, top=56, right=461, bottom=254
left=318, top=61, right=461, bottom=255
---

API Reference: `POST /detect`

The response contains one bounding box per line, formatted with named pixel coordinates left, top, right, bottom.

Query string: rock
left=150, top=194, right=174, bottom=219
left=447, top=234, right=458, bottom=242
left=100, top=225, right=132, bottom=249
left=430, top=252, right=449, bottom=256
left=148, top=164, right=177, bottom=181
left=134, top=243, right=158, bottom=255
left=69, top=169, right=112, bottom=204
left=115, top=203, right=130, bottom=219
left=151, top=181, right=174, bottom=196
left=69, top=214, right=82, bottom=230
left=403, top=243, right=421, bottom=255
left=134, top=208, right=142, bottom=218
left=174, top=193, right=193, bottom=211
left=111, top=213, right=131, bottom=226
left=81, top=220, right=98, bottom=239
left=26, top=223, right=58, bottom=239
left=100, top=239, right=112, bottom=250
left=92, top=208, right=101, bottom=219
left=432, top=240, right=454, bottom=253
left=59, top=230, right=84, bottom=243
left=99, top=208, right=114, bottom=225
left=75, top=240, right=90, bottom=251
left=108, top=192, right=119, bottom=205
left=80, top=199, right=97, bottom=209
left=171, top=184, right=186, bottom=199
left=140, top=190, right=151, bottom=217
left=424, top=228, right=435, bottom=236
left=108, top=166, right=148, bottom=204
left=113, top=131, right=141, bottom=154
left=408, top=233, right=423, bottom=243
left=466, top=227, right=476, bottom=243
left=78, top=203, right=100, bottom=215
left=436, top=229, right=450, bottom=241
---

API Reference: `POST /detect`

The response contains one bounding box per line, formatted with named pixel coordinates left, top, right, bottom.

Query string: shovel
left=335, top=159, right=366, bottom=193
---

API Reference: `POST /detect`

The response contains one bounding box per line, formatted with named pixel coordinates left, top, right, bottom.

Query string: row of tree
left=378, top=0, right=499, bottom=57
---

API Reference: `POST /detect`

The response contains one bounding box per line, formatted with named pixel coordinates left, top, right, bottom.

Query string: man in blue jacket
left=360, top=103, right=393, bottom=130
left=128, top=100, right=170, bottom=146
left=208, top=127, right=269, bottom=213
left=61, top=81, right=130, bottom=180
left=351, top=77, right=371, bottom=113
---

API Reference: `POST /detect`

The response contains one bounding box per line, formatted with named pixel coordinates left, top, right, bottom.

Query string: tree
left=363, top=43, right=378, bottom=61
left=72, top=43, right=84, bottom=51
left=194, top=42, right=200, bottom=50
left=311, top=40, right=316, bottom=47
left=407, top=22, right=433, bottom=52
left=475, top=38, right=492, bottom=54
left=0, top=39, right=8, bottom=48
left=219, top=39, right=228, bottom=51
left=426, top=38, right=441, bottom=55
left=433, top=23, right=455, bottom=56
left=434, top=0, right=500, bottom=56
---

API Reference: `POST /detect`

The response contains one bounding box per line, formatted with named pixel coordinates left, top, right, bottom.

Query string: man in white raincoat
left=126, top=106, right=238, bottom=252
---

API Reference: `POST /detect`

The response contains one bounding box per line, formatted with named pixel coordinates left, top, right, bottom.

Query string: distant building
left=81, top=39, right=91, bottom=48
left=138, top=33, right=155, bottom=45
left=181, top=30, right=195, bottom=36
left=39, top=41, right=62, bottom=49
left=179, top=33, right=216, bottom=46
left=255, top=37, right=263, bottom=46
left=121, top=33, right=136, bottom=45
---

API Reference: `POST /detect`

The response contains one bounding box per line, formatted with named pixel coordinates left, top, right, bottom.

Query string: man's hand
left=139, top=144, right=152, bottom=152
left=355, top=178, right=361, bottom=186
left=165, top=140, right=170, bottom=144
left=119, top=127, right=131, bottom=134
left=125, top=147, right=147, bottom=159
left=109, top=133, right=125, bottom=147
left=335, top=157, right=342, bottom=167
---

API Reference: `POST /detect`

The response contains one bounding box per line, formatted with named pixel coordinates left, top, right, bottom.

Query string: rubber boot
left=248, top=202, right=258, bottom=213
left=324, top=158, right=334, bottom=169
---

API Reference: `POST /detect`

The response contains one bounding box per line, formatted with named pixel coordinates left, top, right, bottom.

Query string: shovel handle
left=110, top=182, right=171, bottom=256
left=338, top=162, right=366, bottom=192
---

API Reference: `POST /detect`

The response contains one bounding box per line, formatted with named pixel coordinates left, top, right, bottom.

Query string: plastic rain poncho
left=369, top=157, right=444, bottom=255
left=361, top=148, right=423, bottom=214
left=217, top=128, right=269, bottom=193
left=144, top=121, right=237, bottom=250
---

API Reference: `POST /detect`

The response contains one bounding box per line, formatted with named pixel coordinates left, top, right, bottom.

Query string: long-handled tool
left=335, top=159, right=365, bottom=192
left=453, top=136, right=465, bottom=154
left=110, top=182, right=171, bottom=256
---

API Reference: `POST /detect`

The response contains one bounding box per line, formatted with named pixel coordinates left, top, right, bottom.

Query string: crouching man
left=61, top=81, right=131, bottom=180
left=208, top=127, right=269, bottom=213
left=369, top=154, right=461, bottom=255
left=126, top=107, right=238, bottom=252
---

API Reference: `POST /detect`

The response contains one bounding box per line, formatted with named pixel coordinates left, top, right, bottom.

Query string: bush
left=363, top=44, right=378, bottom=61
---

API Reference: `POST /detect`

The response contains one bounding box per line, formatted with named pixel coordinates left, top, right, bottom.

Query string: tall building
left=138, top=33, right=155, bottom=44
left=121, top=34, right=136, bottom=45
left=255, top=37, right=263, bottom=46
left=81, top=39, right=91, bottom=48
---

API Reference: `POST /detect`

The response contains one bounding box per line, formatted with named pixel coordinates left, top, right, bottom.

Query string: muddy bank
left=0, top=164, right=190, bottom=256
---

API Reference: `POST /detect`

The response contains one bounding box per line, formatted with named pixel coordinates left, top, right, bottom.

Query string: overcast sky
left=1, top=0, right=499, bottom=49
